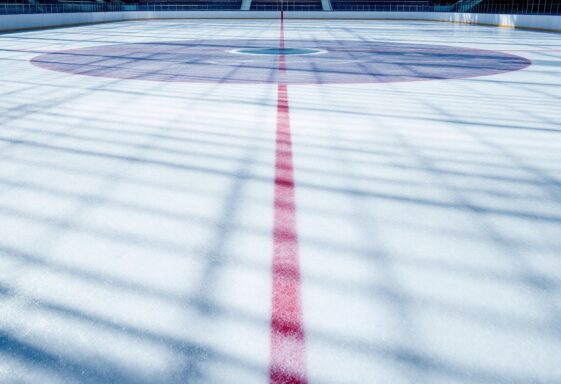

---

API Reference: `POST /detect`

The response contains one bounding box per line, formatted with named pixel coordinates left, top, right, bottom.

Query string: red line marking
left=279, top=10, right=287, bottom=72
left=269, top=10, right=308, bottom=384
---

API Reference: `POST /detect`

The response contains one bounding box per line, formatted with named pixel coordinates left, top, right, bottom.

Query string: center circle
left=232, top=47, right=326, bottom=56
left=30, top=39, right=531, bottom=84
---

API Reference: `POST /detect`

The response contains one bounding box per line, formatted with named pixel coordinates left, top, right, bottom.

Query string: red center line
left=269, top=10, right=308, bottom=384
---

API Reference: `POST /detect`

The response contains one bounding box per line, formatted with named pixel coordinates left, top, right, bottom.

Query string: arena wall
left=1, top=11, right=560, bottom=33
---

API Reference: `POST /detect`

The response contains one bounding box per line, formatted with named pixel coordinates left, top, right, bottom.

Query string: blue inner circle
left=236, top=47, right=321, bottom=55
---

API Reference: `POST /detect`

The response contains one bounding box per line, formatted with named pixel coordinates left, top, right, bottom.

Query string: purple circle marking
left=30, top=39, right=531, bottom=84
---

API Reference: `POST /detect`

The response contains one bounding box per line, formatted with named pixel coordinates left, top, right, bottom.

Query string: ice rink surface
left=1, top=17, right=561, bottom=384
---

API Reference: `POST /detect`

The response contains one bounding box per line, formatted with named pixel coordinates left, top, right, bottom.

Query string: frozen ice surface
left=1, top=18, right=561, bottom=383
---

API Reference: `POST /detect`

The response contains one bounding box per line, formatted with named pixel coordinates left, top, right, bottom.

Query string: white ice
left=0, top=18, right=561, bottom=384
